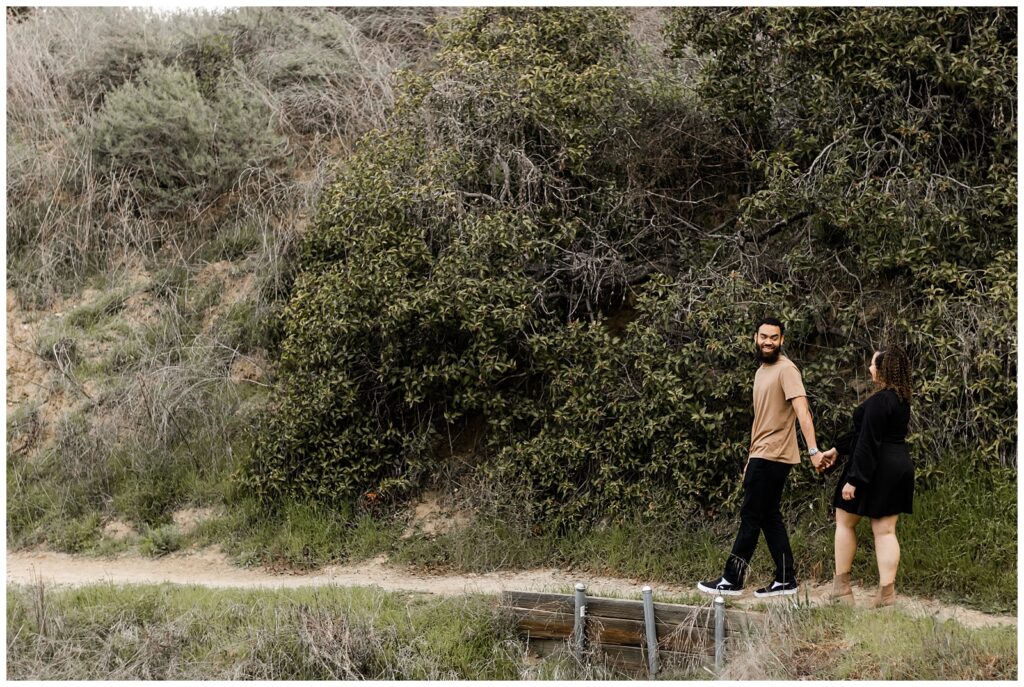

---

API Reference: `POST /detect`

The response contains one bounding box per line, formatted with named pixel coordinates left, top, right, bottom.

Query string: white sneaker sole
left=697, top=582, right=743, bottom=596
left=753, top=587, right=799, bottom=598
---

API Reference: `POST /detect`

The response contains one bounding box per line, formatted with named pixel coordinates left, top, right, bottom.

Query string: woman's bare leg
left=834, top=507, right=861, bottom=574
left=870, top=515, right=900, bottom=585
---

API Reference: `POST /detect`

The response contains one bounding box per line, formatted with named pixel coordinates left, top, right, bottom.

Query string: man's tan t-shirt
left=749, top=355, right=806, bottom=464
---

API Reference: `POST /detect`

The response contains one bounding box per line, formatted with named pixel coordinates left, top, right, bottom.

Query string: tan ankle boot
left=869, top=583, right=895, bottom=609
left=827, top=572, right=855, bottom=606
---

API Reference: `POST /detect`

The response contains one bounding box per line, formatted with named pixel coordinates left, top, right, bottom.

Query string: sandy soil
left=6, top=549, right=1014, bottom=631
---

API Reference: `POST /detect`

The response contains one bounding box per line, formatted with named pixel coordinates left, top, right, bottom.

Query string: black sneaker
left=754, top=580, right=799, bottom=597
left=697, top=576, right=743, bottom=596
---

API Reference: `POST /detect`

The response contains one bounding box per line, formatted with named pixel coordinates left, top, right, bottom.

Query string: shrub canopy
left=246, top=7, right=1016, bottom=526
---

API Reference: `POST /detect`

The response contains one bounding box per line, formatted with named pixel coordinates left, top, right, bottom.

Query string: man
left=698, top=317, right=826, bottom=597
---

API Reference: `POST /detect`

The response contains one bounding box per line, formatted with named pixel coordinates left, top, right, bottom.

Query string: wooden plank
left=502, top=591, right=765, bottom=634
left=508, top=606, right=715, bottom=654
left=502, top=591, right=574, bottom=614
left=588, top=614, right=715, bottom=654
left=508, top=607, right=576, bottom=641
left=725, top=608, right=766, bottom=633
left=595, top=644, right=648, bottom=674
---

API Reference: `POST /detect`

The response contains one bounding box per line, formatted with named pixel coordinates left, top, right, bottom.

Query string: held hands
left=812, top=447, right=838, bottom=474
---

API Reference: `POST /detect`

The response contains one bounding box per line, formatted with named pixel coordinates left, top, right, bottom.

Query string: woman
left=818, top=346, right=913, bottom=608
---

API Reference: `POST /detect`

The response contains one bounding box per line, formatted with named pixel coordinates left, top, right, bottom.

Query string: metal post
left=714, top=595, right=726, bottom=671
left=642, top=585, right=659, bottom=678
left=573, top=582, right=587, bottom=658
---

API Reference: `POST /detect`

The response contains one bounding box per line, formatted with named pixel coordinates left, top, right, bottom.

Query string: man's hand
left=841, top=482, right=856, bottom=500
left=811, top=448, right=836, bottom=474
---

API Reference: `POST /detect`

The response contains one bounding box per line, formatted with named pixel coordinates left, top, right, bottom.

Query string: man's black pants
left=723, top=457, right=796, bottom=587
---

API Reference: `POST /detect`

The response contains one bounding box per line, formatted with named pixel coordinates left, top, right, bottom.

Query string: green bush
left=140, top=524, right=183, bottom=557
left=49, top=514, right=103, bottom=553
left=665, top=7, right=1017, bottom=464
left=244, top=8, right=745, bottom=521
left=65, top=11, right=175, bottom=107
left=89, top=62, right=282, bottom=215
left=247, top=7, right=1015, bottom=529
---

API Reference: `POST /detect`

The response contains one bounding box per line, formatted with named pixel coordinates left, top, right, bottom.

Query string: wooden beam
left=507, top=607, right=716, bottom=654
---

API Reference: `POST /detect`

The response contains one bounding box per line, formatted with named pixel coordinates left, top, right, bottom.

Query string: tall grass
left=722, top=603, right=1016, bottom=680
left=6, top=6, right=437, bottom=304
left=6, top=5, right=440, bottom=549
left=7, top=274, right=260, bottom=543
left=6, top=583, right=522, bottom=680
left=6, top=582, right=1016, bottom=680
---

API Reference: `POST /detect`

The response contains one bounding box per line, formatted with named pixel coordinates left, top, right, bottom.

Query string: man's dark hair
left=756, top=317, right=785, bottom=335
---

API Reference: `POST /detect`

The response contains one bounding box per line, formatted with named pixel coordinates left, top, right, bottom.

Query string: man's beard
left=756, top=345, right=781, bottom=364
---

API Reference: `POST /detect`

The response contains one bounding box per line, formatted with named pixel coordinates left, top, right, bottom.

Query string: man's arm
left=791, top=395, right=820, bottom=468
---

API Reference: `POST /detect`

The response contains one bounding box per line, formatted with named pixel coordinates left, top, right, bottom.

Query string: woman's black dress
left=832, top=388, right=913, bottom=517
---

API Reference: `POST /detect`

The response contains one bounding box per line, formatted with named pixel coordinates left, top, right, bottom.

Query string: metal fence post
left=714, top=595, right=726, bottom=671
left=642, top=585, right=659, bottom=678
left=573, top=582, right=587, bottom=659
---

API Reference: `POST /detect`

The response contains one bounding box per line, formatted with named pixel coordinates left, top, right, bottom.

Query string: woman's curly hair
left=875, top=345, right=912, bottom=403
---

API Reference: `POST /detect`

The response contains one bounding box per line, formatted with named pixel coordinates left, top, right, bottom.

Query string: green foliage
left=89, top=62, right=283, bottom=215
left=64, top=290, right=130, bottom=330
left=49, top=514, right=103, bottom=554
left=214, top=498, right=406, bottom=570
left=245, top=8, right=749, bottom=524
left=9, top=7, right=1016, bottom=560
left=665, top=7, right=1017, bottom=464
left=248, top=7, right=1015, bottom=529
left=176, top=31, right=235, bottom=97
left=64, top=9, right=178, bottom=106
left=139, top=524, right=183, bottom=557
left=894, top=460, right=1017, bottom=611
left=782, top=607, right=1017, bottom=680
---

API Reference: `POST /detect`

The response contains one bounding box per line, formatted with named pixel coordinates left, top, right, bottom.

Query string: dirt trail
left=6, top=549, right=1014, bottom=631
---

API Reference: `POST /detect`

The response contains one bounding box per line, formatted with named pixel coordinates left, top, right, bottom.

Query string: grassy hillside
left=6, top=6, right=1016, bottom=620
left=7, top=5, right=438, bottom=554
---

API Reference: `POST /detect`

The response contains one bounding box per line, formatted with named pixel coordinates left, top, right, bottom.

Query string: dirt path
left=7, top=549, right=1015, bottom=631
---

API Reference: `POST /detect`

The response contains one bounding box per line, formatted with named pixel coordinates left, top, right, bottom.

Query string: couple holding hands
left=698, top=318, right=913, bottom=609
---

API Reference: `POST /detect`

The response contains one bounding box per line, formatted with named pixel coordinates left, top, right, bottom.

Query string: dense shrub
left=244, top=8, right=755, bottom=523
left=65, top=10, right=178, bottom=107
left=89, top=62, right=282, bottom=216
left=247, top=7, right=1015, bottom=527
left=665, top=7, right=1017, bottom=464
left=9, top=7, right=1014, bottom=533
